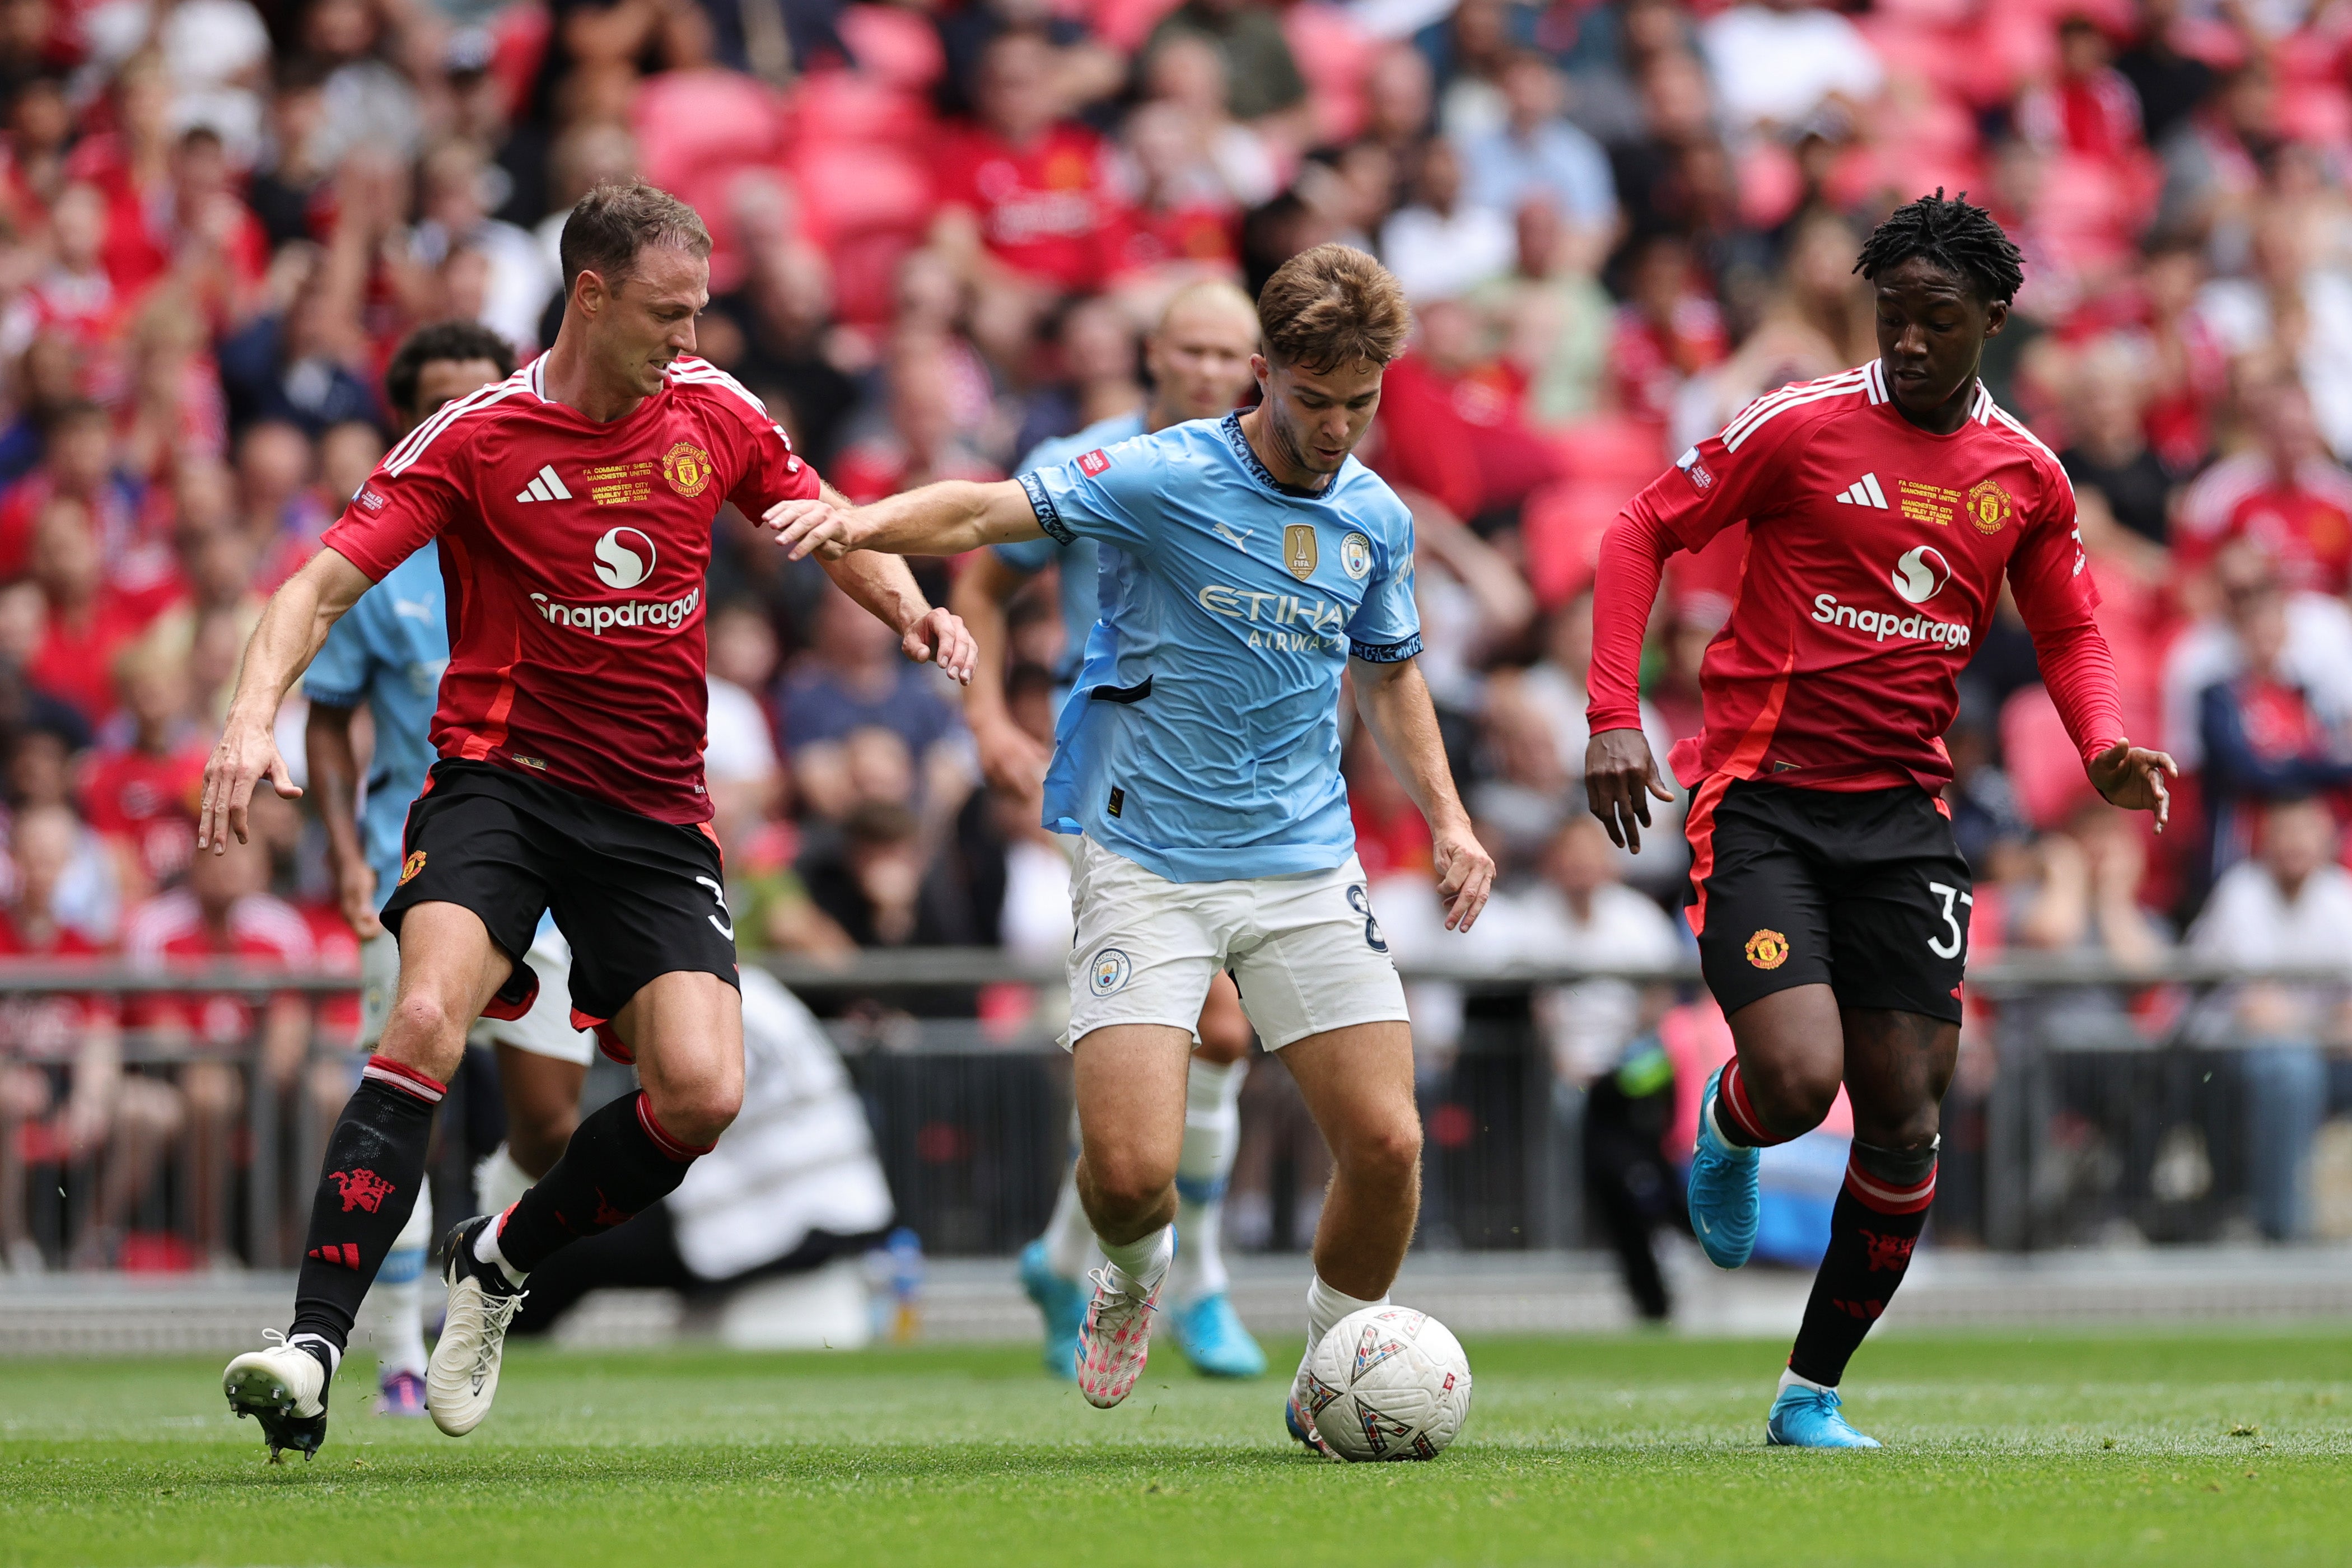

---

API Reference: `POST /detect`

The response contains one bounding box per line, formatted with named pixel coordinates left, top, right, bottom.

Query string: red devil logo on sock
left=329, top=1168, right=396, bottom=1214
left=1860, top=1229, right=1916, bottom=1272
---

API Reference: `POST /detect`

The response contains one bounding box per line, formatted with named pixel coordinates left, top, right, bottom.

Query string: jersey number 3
left=1925, top=880, right=1972, bottom=960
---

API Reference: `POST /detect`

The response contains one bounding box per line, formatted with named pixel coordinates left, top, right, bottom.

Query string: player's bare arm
left=763, top=478, right=1045, bottom=562
left=200, top=546, right=375, bottom=853
left=1584, top=727, right=1677, bottom=855
left=950, top=550, right=1052, bottom=794
left=1350, top=656, right=1495, bottom=931
left=808, top=483, right=978, bottom=685
left=302, top=701, right=379, bottom=936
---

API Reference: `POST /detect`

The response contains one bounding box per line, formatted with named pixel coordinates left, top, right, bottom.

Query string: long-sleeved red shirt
left=1587, top=363, right=2125, bottom=794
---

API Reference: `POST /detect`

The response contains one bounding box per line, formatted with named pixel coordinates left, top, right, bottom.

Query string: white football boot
left=426, top=1216, right=526, bottom=1436
left=223, top=1331, right=333, bottom=1462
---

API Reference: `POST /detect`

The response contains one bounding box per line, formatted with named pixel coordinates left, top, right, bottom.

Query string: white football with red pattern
left=1302, top=1305, right=1473, bottom=1462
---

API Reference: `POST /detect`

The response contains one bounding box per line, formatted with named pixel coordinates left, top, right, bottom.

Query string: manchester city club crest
left=1341, top=530, right=1373, bottom=580
left=1089, top=948, right=1132, bottom=995
left=662, top=440, right=714, bottom=497
left=1284, top=524, right=1319, bottom=581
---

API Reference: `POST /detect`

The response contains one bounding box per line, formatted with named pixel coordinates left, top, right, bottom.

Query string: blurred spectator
left=1697, top=0, right=1882, bottom=139
left=1468, top=197, right=1612, bottom=424
left=831, top=336, right=1006, bottom=502
left=0, top=804, right=170, bottom=1272
left=800, top=799, right=972, bottom=949
left=778, top=587, right=966, bottom=821
left=1010, top=295, right=1144, bottom=463
left=933, top=32, right=1126, bottom=342
left=122, top=792, right=315, bottom=1266
left=25, top=497, right=147, bottom=725
left=2060, top=337, right=2174, bottom=559
left=1609, top=232, right=1726, bottom=430
left=2116, top=0, right=2214, bottom=148
left=2010, top=802, right=2172, bottom=1053
left=2017, top=16, right=2146, bottom=164
left=81, top=644, right=204, bottom=900
left=1378, top=138, right=1514, bottom=303
left=1455, top=52, right=1617, bottom=244
left=2187, top=796, right=2352, bottom=1240
left=2163, top=541, right=2352, bottom=777
left=1525, top=814, right=1682, bottom=1088
left=2175, top=376, right=2352, bottom=594
left=403, top=140, right=560, bottom=354
left=1145, top=0, right=1307, bottom=128
left=2194, top=562, right=2352, bottom=883
left=706, top=600, right=787, bottom=837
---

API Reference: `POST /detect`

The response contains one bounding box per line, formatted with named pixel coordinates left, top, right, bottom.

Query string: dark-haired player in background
left=1584, top=192, right=2176, bottom=1447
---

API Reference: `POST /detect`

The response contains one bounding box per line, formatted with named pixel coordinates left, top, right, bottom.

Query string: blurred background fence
left=7, top=951, right=2351, bottom=1285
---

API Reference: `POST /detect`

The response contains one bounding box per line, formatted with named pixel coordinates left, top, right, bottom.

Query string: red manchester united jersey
left=1600, top=362, right=2121, bottom=794
left=320, top=355, right=823, bottom=824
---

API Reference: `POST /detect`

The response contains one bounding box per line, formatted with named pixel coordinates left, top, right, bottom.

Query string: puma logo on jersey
left=514, top=464, right=573, bottom=503
left=1212, top=522, right=1254, bottom=552
left=1833, top=473, right=1890, bottom=508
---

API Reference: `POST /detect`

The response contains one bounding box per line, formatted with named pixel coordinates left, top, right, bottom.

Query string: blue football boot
left=1170, top=1292, right=1266, bottom=1378
left=1687, top=1063, right=1761, bottom=1269
left=1766, top=1384, right=1880, bottom=1449
left=1018, top=1240, right=1085, bottom=1381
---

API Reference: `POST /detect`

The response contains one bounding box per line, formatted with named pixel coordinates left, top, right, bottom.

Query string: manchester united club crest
left=1746, top=928, right=1790, bottom=969
left=662, top=440, right=714, bottom=498
left=1964, top=478, right=2013, bottom=535
left=398, top=850, right=426, bottom=885
left=330, top=1167, right=395, bottom=1214
left=1284, top=524, right=1319, bottom=581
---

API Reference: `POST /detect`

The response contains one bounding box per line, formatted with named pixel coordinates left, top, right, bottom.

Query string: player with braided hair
left=1584, top=190, right=2174, bottom=1446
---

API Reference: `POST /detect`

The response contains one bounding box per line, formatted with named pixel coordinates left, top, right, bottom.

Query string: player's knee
left=1084, top=1150, right=1174, bottom=1218
left=1340, top=1114, right=1422, bottom=1187
left=384, top=990, right=465, bottom=1059
left=1744, top=1059, right=1840, bottom=1138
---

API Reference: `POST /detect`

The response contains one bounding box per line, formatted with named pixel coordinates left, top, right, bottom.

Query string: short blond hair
left=1256, top=245, right=1412, bottom=371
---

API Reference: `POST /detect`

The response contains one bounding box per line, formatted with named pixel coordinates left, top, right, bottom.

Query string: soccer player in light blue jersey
left=302, top=323, right=596, bottom=1417
left=954, top=281, right=1271, bottom=1384
left=768, top=245, right=1496, bottom=1445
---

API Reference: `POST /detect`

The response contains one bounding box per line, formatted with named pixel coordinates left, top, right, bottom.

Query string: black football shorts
left=380, top=759, right=739, bottom=1038
left=1682, top=777, right=1972, bottom=1025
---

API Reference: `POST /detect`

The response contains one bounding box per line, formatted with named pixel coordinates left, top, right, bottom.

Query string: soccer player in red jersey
left=1584, top=193, right=2177, bottom=1448
left=205, top=181, right=977, bottom=1460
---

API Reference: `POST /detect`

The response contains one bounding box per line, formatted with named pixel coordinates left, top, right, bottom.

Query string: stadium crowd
left=4, top=0, right=2352, bottom=1272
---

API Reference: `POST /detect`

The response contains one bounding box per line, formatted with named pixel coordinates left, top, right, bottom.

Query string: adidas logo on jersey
left=1834, top=473, right=1889, bottom=508
left=515, top=465, right=573, bottom=504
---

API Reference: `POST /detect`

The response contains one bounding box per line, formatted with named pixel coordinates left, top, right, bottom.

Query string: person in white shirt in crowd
left=506, top=967, right=895, bottom=1335
left=1377, top=140, right=1516, bottom=305
left=1522, top=814, right=1687, bottom=1319
left=2187, top=795, right=2352, bottom=1240
left=1698, top=0, right=1884, bottom=140
left=1454, top=52, right=1618, bottom=249
left=704, top=602, right=789, bottom=831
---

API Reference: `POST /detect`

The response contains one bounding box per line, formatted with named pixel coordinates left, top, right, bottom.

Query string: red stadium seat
left=633, top=68, right=791, bottom=193
left=1285, top=3, right=1376, bottom=146
left=787, top=142, right=936, bottom=251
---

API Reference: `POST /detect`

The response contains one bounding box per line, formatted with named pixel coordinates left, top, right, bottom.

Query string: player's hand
left=339, top=858, right=381, bottom=939
left=2088, top=739, right=2178, bottom=832
left=973, top=713, right=1051, bottom=797
left=1432, top=819, right=1496, bottom=933
left=1584, top=727, right=1676, bottom=853
left=198, top=713, right=301, bottom=854
left=902, top=606, right=977, bottom=685
left=762, top=497, right=858, bottom=562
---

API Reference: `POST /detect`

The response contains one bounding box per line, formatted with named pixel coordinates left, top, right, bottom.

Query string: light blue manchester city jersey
left=1019, top=410, right=1421, bottom=884
left=304, top=547, right=449, bottom=903
left=993, top=409, right=1145, bottom=685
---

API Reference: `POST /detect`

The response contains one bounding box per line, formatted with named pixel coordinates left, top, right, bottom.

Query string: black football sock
left=492, top=1091, right=712, bottom=1276
left=286, top=1057, right=446, bottom=1352
left=1710, top=1060, right=1794, bottom=1148
left=1786, top=1138, right=1938, bottom=1387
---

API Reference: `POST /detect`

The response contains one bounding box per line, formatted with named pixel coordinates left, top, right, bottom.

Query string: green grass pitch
left=3, top=1331, right=2349, bottom=1566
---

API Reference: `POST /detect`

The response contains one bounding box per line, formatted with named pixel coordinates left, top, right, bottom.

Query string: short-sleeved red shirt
left=319, top=356, right=824, bottom=824
left=1608, top=362, right=2114, bottom=794
left=0, top=914, right=114, bottom=1049
left=120, top=888, right=315, bottom=1044
left=81, top=739, right=204, bottom=886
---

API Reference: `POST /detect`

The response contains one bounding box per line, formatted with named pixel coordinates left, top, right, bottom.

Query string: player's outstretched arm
left=2088, top=740, right=2178, bottom=832
left=763, top=479, right=1046, bottom=562
left=807, top=483, right=978, bottom=684
left=1351, top=656, right=1496, bottom=932
left=200, top=547, right=374, bottom=853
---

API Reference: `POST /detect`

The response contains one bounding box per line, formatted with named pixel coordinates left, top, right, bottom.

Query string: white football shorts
left=360, top=925, right=595, bottom=1066
left=1064, top=834, right=1410, bottom=1051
